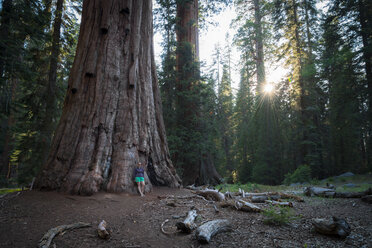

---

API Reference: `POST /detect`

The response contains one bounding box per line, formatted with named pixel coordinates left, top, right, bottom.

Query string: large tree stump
left=312, top=217, right=351, bottom=238
left=39, top=222, right=91, bottom=248
left=195, top=219, right=232, bottom=243
left=176, top=210, right=198, bottom=233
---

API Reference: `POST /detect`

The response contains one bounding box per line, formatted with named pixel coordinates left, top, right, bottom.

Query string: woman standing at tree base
left=134, top=162, right=145, bottom=196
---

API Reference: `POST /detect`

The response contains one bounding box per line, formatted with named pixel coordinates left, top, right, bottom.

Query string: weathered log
left=97, top=220, right=111, bottom=239
left=304, top=187, right=335, bottom=197
left=265, top=200, right=293, bottom=207
left=224, top=191, right=234, bottom=199
left=236, top=199, right=262, bottom=212
left=176, top=210, right=198, bottom=233
left=361, top=195, right=372, bottom=203
left=244, top=192, right=278, bottom=197
left=305, top=187, right=372, bottom=198
left=195, top=219, right=232, bottom=243
left=312, top=217, right=351, bottom=238
left=278, top=192, right=304, bottom=202
left=194, top=189, right=225, bottom=202
left=251, top=195, right=281, bottom=203
left=334, top=192, right=367, bottom=198
left=220, top=199, right=261, bottom=212
left=38, top=222, right=91, bottom=248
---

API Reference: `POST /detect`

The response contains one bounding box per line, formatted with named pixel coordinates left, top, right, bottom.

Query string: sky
left=153, top=4, right=288, bottom=94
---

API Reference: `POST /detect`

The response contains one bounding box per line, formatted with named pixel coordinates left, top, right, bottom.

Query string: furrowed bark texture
left=176, top=0, right=221, bottom=186
left=37, top=0, right=181, bottom=195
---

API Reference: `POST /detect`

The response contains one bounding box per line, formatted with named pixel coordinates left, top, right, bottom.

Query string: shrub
left=262, top=205, right=298, bottom=225
left=283, top=165, right=312, bottom=185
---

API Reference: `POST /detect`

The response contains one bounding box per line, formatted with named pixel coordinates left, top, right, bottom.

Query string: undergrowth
left=262, top=205, right=299, bottom=225
left=0, top=188, right=22, bottom=195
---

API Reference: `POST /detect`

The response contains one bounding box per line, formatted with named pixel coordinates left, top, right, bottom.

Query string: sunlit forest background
left=0, top=0, right=371, bottom=187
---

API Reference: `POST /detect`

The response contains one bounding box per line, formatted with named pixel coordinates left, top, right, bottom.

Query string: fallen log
left=195, top=219, right=232, bottom=243
left=38, top=222, right=91, bottom=248
left=265, top=200, right=293, bottom=207
left=97, top=220, right=111, bottom=239
left=176, top=210, right=198, bottom=233
left=312, top=217, right=351, bottom=238
left=244, top=192, right=279, bottom=197
left=248, top=192, right=303, bottom=203
left=361, top=195, right=372, bottom=204
left=304, top=187, right=335, bottom=197
left=251, top=195, right=281, bottom=203
left=278, top=192, right=304, bottom=202
left=220, top=199, right=261, bottom=212
left=305, top=187, right=372, bottom=198
left=334, top=192, right=367, bottom=198
left=194, top=189, right=225, bottom=202
left=236, top=199, right=262, bottom=212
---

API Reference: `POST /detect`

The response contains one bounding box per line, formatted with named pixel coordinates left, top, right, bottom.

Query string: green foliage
left=262, top=205, right=299, bottom=226
left=0, top=0, right=81, bottom=185
left=283, top=165, right=312, bottom=185
left=0, top=188, right=22, bottom=195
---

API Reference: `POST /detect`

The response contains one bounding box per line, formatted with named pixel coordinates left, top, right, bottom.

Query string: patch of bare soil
left=0, top=187, right=371, bottom=248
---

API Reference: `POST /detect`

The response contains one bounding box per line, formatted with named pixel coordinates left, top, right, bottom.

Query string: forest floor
left=0, top=185, right=372, bottom=248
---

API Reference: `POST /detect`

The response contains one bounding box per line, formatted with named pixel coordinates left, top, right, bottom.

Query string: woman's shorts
left=135, top=177, right=144, bottom=182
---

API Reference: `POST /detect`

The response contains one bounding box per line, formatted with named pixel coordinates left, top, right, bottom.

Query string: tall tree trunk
left=254, top=0, right=266, bottom=91
left=176, top=0, right=220, bottom=185
left=0, top=78, right=17, bottom=178
left=0, top=0, right=13, bottom=179
left=292, top=0, right=307, bottom=166
left=40, top=0, right=64, bottom=165
left=36, top=0, right=181, bottom=195
left=0, top=0, right=12, bottom=78
left=358, top=0, right=372, bottom=170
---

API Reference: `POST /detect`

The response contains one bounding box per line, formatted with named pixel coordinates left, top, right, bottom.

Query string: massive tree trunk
left=175, top=0, right=221, bottom=186
left=36, top=0, right=181, bottom=195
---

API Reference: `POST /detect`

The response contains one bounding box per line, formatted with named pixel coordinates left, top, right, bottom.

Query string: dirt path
left=0, top=187, right=371, bottom=248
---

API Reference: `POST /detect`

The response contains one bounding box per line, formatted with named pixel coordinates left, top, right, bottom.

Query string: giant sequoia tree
left=175, top=0, right=221, bottom=185
left=37, top=0, right=181, bottom=195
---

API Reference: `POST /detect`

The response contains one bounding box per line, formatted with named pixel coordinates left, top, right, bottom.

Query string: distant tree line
left=155, top=0, right=372, bottom=185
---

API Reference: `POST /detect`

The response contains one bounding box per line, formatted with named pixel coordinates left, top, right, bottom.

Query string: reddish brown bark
left=36, top=0, right=181, bottom=195
left=175, top=0, right=221, bottom=186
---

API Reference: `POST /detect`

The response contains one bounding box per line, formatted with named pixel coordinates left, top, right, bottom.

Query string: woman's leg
left=140, top=181, right=145, bottom=195
left=137, top=181, right=143, bottom=196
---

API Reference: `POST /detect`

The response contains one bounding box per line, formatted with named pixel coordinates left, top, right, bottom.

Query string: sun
left=263, top=83, right=274, bottom=94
